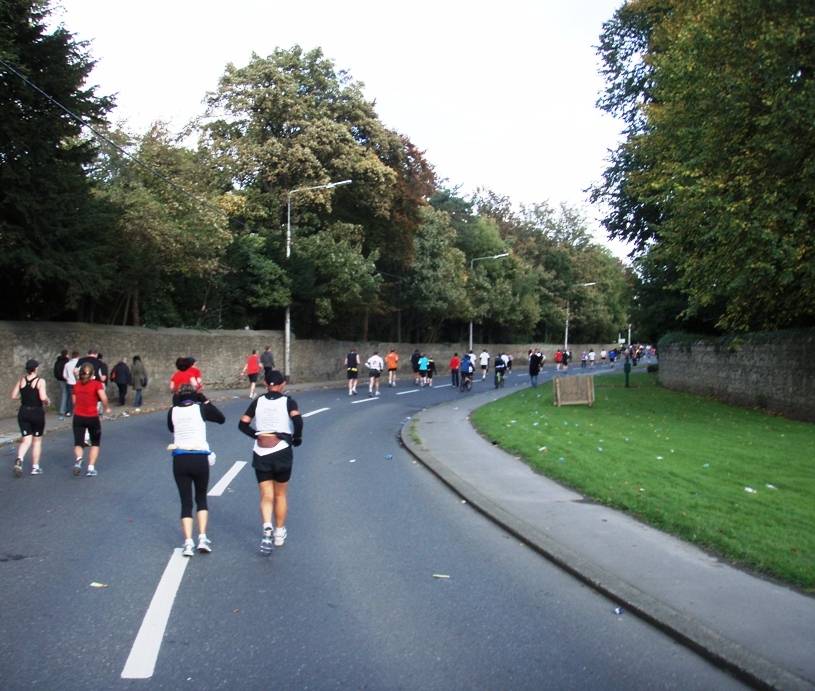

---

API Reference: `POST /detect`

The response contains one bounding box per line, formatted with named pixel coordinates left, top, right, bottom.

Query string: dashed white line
left=121, top=549, right=190, bottom=679
left=208, top=461, right=248, bottom=497
left=303, top=407, right=329, bottom=417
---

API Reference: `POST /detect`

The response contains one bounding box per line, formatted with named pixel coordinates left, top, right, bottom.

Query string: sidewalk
left=400, top=383, right=815, bottom=691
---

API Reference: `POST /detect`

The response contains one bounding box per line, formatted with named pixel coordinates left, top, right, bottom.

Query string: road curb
left=400, top=396, right=814, bottom=691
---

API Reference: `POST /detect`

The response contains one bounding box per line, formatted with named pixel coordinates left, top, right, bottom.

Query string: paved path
left=400, top=381, right=815, bottom=691
left=4, top=374, right=814, bottom=689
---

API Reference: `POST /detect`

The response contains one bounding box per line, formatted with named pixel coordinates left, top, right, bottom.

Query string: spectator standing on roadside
left=260, top=346, right=275, bottom=380
left=54, top=350, right=69, bottom=416
left=11, top=359, right=49, bottom=476
left=366, top=351, right=385, bottom=397
left=385, top=349, right=399, bottom=387
left=241, top=349, right=261, bottom=398
left=167, top=383, right=225, bottom=556
left=345, top=347, right=360, bottom=396
left=529, top=348, right=544, bottom=388
left=63, top=351, right=79, bottom=417
left=111, top=357, right=132, bottom=406
left=131, top=355, right=148, bottom=411
left=75, top=348, right=106, bottom=382
left=449, top=352, right=460, bottom=387
left=72, top=362, right=111, bottom=477
left=238, top=370, right=303, bottom=556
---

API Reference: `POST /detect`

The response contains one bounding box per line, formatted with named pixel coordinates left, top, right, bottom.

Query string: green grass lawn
left=470, top=371, right=815, bottom=591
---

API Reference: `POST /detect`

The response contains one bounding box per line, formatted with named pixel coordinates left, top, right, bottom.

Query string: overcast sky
left=52, top=0, right=628, bottom=256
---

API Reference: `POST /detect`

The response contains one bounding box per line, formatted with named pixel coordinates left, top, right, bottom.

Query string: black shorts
left=347, top=368, right=358, bottom=380
left=18, top=406, right=45, bottom=437
left=253, top=448, right=293, bottom=484
left=248, top=373, right=259, bottom=383
left=369, top=369, right=381, bottom=378
left=73, top=416, right=102, bottom=447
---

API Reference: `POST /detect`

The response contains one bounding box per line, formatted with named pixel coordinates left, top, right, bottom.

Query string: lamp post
left=564, top=282, right=596, bottom=352
left=285, top=179, right=352, bottom=380
left=468, top=253, right=509, bottom=352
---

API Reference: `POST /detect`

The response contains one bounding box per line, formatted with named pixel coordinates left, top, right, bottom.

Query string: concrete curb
left=400, top=396, right=814, bottom=691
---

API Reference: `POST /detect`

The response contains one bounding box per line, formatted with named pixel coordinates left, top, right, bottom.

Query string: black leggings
left=173, top=454, right=210, bottom=519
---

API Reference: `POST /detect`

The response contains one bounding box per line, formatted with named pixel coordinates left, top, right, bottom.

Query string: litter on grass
left=745, top=487, right=757, bottom=493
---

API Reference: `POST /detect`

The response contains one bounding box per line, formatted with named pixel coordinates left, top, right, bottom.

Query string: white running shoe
left=182, top=540, right=195, bottom=557
left=274, top=526, right=287, bottom=547
left=260, top=528, right=274, bottom=555
left=197, top=536, right=212, bottom=553
left=31, top=466, right=43, bottom=475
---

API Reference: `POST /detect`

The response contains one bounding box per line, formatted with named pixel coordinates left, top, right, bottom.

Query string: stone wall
left=1, top=320, right=612, bottom=419
left=658, top=330, right=815, bottom=423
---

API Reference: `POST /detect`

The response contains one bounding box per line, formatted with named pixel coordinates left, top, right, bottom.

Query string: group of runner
left=11, top=348, right=303, bottom=560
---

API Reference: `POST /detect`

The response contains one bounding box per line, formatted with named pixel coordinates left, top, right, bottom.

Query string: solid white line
left=434, top=384, right=453, bottom=389
left=351, top=396, right=380, bottom=404
left=121, top=549, right=190, bottom=679
left=396, top=389, right=420, bottom=396
left=208, top=461, right=248, bottom=497
left=303, top=407, right=329, bottom=417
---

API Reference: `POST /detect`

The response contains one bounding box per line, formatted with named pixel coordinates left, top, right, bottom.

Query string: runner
left=71, top=362, right=112, bottom=477
left=167, top=384, right=225, bottom=556
left=366, top=351, right=385, bottom=397
left=345, top=347, right=360, bottom=396
left=385, top=349, right=399, bottom=387
left=10, top=359, right=49, bottom=476
left=240, top=349, right=261, bottom=398
left=238, top=370, right=303, bottom=556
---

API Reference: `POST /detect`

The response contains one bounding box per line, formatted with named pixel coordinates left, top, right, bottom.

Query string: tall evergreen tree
left=0, top=0, right=115, bottom=319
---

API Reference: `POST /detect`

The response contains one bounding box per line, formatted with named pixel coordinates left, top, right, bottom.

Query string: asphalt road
left=0, top=372, right=744, bottom=689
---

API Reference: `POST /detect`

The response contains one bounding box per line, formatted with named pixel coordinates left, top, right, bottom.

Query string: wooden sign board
left=554, top=375, right=595, bottom=407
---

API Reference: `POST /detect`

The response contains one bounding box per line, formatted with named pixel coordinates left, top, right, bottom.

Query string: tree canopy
left=1, top=2, right=632, bottom=348
left=594, top=0, right=815, bottom=333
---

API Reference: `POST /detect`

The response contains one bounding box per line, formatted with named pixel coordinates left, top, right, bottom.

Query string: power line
left=0, top=56, right=246, bottom=228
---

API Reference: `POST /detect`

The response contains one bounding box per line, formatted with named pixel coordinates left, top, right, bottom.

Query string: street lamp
left=564, top=282, right=596, bottom=352
left=285, top=179, right=352, bottom=379
left=469, top=253, right=509, bottom=352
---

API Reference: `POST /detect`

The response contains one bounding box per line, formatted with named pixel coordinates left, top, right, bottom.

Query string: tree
left=595, top=0, right=815, bottom=332
left=90, top=123, right=232, bottom=326
left=402, top=206, right=469, bottom=342
left=199, top=46, right=434, bottom=336
left=0, top=0, right=115, bottom=319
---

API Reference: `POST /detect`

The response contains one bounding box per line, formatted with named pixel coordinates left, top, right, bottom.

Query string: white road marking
left=121, top=549, right=190, bottom=679
left=303, top=408, right=329, bottom=417
left=434, top=384, right=453, bottom=389
left=351, top=396, right=380, bottom=404
left=208, top=461, right=248, bottom=497
left=396, top=389, right=420, bottom=396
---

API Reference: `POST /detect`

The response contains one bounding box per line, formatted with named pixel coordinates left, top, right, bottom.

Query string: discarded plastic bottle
left=385, top=454, right=394, bottom=459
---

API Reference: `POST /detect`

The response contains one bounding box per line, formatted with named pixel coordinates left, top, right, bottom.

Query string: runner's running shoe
left=182, top=540, right=195, bottom=557
left=197, top=536, right=212, bottom=553
left=73, top=459, right=83, bottom=476
left=274, top=527, right=287, bottom=547
left=260, top=528, right=274, bottom=556
left=13, top=458, right=22, bottom=477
